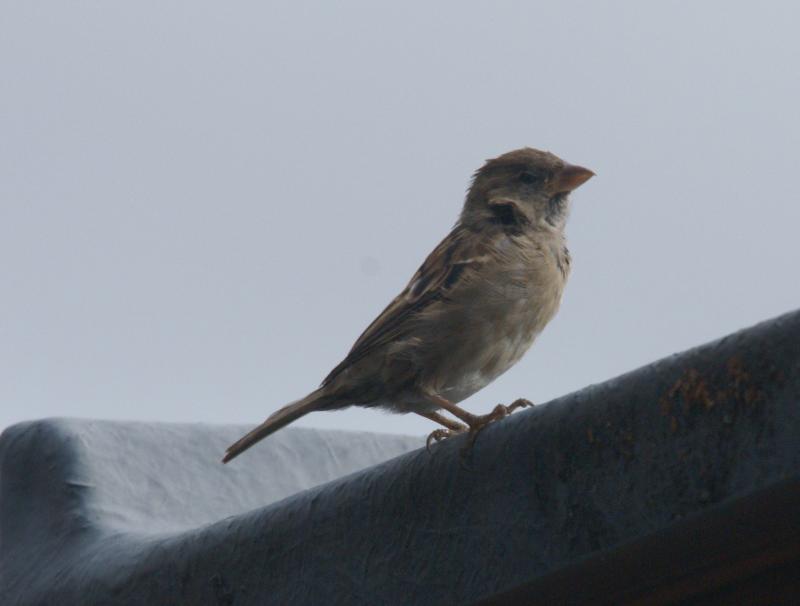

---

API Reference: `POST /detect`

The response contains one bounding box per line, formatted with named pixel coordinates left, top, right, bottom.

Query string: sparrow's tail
left=222, top=388, right=330, bottom=463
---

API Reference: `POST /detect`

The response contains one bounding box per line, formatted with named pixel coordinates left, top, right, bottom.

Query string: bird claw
left=507, top=398, right=534, bottom=413
left=426, top=428, right=464, bottom=453
left=459, top=398, right=535, bottom=456
left=426, top=398, right=534, bottom=457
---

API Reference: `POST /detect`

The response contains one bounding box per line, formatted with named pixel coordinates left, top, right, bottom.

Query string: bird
left=223, top=148, right=593, bottom=463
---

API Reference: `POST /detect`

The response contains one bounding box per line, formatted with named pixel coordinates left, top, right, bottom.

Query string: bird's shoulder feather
left=322, top=225, right=492, bottom=386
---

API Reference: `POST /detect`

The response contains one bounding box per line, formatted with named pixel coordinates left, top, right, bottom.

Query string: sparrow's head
left=462, top=148, right=594, bottom=232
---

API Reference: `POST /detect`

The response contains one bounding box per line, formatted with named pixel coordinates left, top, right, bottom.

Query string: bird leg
left=423, top=394, right=534, bottom=453
left=418, top=410, right=466, bottom=431
left=417, top=411, right=467, bottom=452
left=462, top=398, right=534, bottom=450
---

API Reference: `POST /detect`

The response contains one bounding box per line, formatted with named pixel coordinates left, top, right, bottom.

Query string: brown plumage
left=223, top=148, right=593, bottom=463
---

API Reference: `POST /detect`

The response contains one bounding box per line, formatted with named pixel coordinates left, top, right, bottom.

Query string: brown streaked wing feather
left=322, top=226, right=485, bottom=386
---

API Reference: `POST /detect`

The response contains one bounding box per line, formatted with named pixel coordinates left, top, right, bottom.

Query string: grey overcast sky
left=1, top=2, right=799, bottom=436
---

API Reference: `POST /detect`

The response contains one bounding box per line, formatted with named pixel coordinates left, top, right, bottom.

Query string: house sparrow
left=223, top=148, right=593, bottom=463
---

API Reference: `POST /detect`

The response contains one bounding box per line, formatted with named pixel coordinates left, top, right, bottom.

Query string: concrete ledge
left=1, top=310, right=799, bottom=605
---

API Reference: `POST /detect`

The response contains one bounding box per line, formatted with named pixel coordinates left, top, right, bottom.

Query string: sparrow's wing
left=322, top=226, right=488, bottom=386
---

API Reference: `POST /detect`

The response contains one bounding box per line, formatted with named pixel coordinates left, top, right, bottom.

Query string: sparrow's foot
left=426, top=427, right=466, bottom=453
left=506, top=398, right=534, bottom=413
left=420, top=394, right=533, bottom=457
left=461, top=398, right=535, bottom=455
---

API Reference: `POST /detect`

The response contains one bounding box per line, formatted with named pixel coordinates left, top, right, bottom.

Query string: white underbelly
left=440, top=328, right=539, bottom=403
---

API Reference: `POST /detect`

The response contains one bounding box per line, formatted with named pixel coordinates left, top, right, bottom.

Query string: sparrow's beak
left=549, top=163, right=595, bottom=194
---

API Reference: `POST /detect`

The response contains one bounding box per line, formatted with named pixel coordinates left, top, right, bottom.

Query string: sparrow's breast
left=427, top=234, right=569, bottom=403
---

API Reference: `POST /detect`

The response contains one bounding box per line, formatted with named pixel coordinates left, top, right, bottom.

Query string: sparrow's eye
left=519, top=172, right=539, bottom=185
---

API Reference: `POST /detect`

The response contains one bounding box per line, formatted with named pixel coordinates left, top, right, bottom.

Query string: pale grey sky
left=2, top=1, right=799, bottom=436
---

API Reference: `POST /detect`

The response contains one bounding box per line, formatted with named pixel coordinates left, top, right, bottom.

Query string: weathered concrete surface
left=1, top=309, right=799, bottom=605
